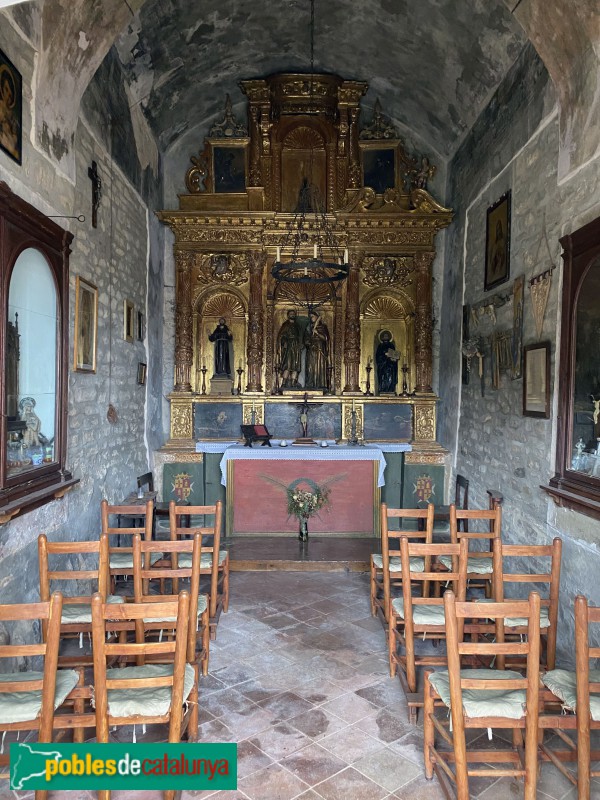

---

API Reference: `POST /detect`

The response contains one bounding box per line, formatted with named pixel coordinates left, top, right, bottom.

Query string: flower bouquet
left=287, top=484, right=330, bottom=542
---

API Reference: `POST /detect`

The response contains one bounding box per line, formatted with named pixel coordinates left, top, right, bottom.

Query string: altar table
left=220, top=444, right=411, bottom=537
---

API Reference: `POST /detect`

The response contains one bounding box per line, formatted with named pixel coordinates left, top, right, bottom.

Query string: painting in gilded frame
left=73, top=276, right=98, bottom=373
left=0, top=49, right=22, bottom=165
left=485, top=191, right=511, bottom=291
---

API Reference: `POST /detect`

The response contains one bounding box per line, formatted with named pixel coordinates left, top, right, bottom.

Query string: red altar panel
left=231, top=459, right=376, bottom=535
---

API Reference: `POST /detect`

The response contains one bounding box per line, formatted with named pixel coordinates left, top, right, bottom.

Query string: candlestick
left=364, top=363, right=373, bottom=397
left=236, top=365, right=243, bottom=395
left=200, top=365, right=207, bottom=396
left=401, top=363, right=410, bottom=396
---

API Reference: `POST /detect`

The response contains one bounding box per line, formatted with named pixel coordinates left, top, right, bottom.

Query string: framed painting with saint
left=213, top=144, right=247, bottom=193
left=485, top=191, right=511, bottom=291
left=73, top=276, right=98, bottom=373
left=361, top=146, right=396, bottom=194
left=0, top=49, right=22, bottom=165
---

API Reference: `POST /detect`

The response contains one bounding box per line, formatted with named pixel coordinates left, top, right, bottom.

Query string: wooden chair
left=388, top=537, right=468, bottom=723
left=38, top=533, right=125, bottom=667
left=370, top=503, right=435, bottom=623
left=132, top=533, right=210, bottom=677
left=539, top=595, right=600, bottom=799
left=91, top=590, right=197, bottom=800
left=423, top=590, right=541, bottom=800
left=101, top=498, right=155, bottom=591
left=0, top=593, right=95, bottom=794
left=489, top=536, right=562, bottom=671
left=437, top=505, right=502, bottom=597
left=170, top=501, right=228, bottom=638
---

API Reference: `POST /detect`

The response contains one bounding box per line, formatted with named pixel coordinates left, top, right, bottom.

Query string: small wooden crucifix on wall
left=87, top=160, right=102, bottom=228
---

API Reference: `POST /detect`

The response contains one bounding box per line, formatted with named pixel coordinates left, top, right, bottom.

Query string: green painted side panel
left=402, top=464, right=445, bottom=510
left=204, top=453, right=226, bottom=507
left=380, top=453, right=404, bottom=530
left=162, top=462, right=205, bottom=505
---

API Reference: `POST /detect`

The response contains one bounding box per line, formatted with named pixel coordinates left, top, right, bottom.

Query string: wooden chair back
left=137, top=472, right=154, bottom=493
left=450, top=504, right=502, bottom=543
left=0, top=593, right=79, bottom=779
left=170, top=501, right=224, bottom=618
left=132, top=533, right=208, bottom=670
left=38, top=533, right=111, bottom=661
left=398, top=537, right=468, bottom=629
left=574, top=595, right=600, bottom=799
left=440, top=589, right=541, bottom=799
left=90, top=590, right=191, bottom=743
left=101, top=498, right=154, bottom=582
left=454, top=475, right=469, bottom=530
left=381, top=503, right=435, bottom=603
left=492, top=537, right=562, bottom=670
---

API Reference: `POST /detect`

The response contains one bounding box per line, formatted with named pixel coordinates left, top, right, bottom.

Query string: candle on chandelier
left=238, top=359, right=242, bottom=370
left=352, top=397, right=355, bottom=411
left=276, top=246, right=281, bottom=262
left=313, top=243, right=317, bottom=259
left=344, top=248, right=349, bottom=263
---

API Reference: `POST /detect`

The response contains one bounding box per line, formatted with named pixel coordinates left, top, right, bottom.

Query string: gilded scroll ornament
left=362, top=256, right=414, bottom=288
left=209, top=94, right=248, bottom=138
left=197, top=253, right=248, bottom=286
left=359, top=99, right=398, bottom=140
left=343, top=405, right=363, bottom=440
left=185, top=150, right=209, bottom=193
left=171, top=402, right=193, bottom=440
left=243, top=404, right=263, bottom=425
left=405, top=452, right=445, bottom=465
left=409, top=189, right=451, bottom=214
left=414, top=405, right=436, bottom=441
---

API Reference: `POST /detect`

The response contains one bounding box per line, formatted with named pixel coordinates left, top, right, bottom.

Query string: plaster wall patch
left=78, top=31, right=90, bottom=51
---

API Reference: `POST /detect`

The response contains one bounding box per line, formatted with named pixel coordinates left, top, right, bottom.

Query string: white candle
left=276, top=246, right=281, bottom=262
left=352, top=397, right=355, bottom=411
left=313, top=243, right=318, bottom=259
left=344, top=248, right=349, bottom=263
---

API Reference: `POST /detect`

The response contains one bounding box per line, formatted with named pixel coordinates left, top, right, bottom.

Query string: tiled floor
left=3, top=569, right=599, bottom=799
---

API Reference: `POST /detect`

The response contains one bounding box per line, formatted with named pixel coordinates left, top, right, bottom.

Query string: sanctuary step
left=226, top=536, right=376, bottom=572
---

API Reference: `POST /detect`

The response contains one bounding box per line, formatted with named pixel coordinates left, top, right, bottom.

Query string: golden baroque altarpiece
left=158, top=73, right=453, bottom=463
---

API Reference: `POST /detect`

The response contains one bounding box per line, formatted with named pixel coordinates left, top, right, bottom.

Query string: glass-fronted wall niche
left=548, top=215, right=600, bottom=519
left=6, top=248, right=57, bottom=476
left=0, top=181, right=77, bottom=522
left=571, top=257, right=600, bottom=476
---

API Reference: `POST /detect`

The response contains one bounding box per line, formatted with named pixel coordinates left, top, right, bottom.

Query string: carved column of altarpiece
left=158, top=72, right=453, bottom=468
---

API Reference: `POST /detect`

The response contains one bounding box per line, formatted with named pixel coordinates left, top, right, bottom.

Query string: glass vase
left=298, top=515, right=309, bottom=542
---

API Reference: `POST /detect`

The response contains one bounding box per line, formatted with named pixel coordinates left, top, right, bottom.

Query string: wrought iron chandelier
left=271, top=0, right=349, bottom=293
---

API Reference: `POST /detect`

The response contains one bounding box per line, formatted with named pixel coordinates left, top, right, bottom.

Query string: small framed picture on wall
left=0, top=49, right=22, bottom=164
left=124, top=300, right=135, bottom=342
left=485, top=191, right=511, bottom=291
left=136, top=310, right=144, bottom=341
left=523, top=342, right=550, bottom=418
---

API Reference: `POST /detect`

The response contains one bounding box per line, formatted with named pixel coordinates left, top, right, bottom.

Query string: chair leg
left=201, top=610, right=210, bottom=677
left=222, top=563, right=230, bottom=612
left=370, top=560, right=376, bottom=616
left=578, top=714, right=591, bottom=800
left=388, top=614, right=397, bottom=677
left=423, top=672, right=435, bottom=780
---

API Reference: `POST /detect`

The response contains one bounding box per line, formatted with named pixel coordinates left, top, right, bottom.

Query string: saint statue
left=19, top=396, right=42, bottom=447
left=376, top=330, right=400, bottom=394
left=208, top=317, right=233, bottom=376
left=304, top=311, right=330, bottom=391
left=277, top=309, right=302, bottom=388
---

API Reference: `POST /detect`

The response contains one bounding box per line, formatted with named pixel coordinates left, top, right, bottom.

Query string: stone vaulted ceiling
left=113, top=0, right=527, bottom=159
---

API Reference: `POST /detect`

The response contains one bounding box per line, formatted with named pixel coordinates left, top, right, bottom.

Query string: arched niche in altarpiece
left=194, top=287, right=247, bottom=390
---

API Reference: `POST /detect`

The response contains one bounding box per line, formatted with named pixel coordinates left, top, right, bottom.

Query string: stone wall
left=0, top=18, right=164, bottom=608
left=439, top=43, right=600, bottom=666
